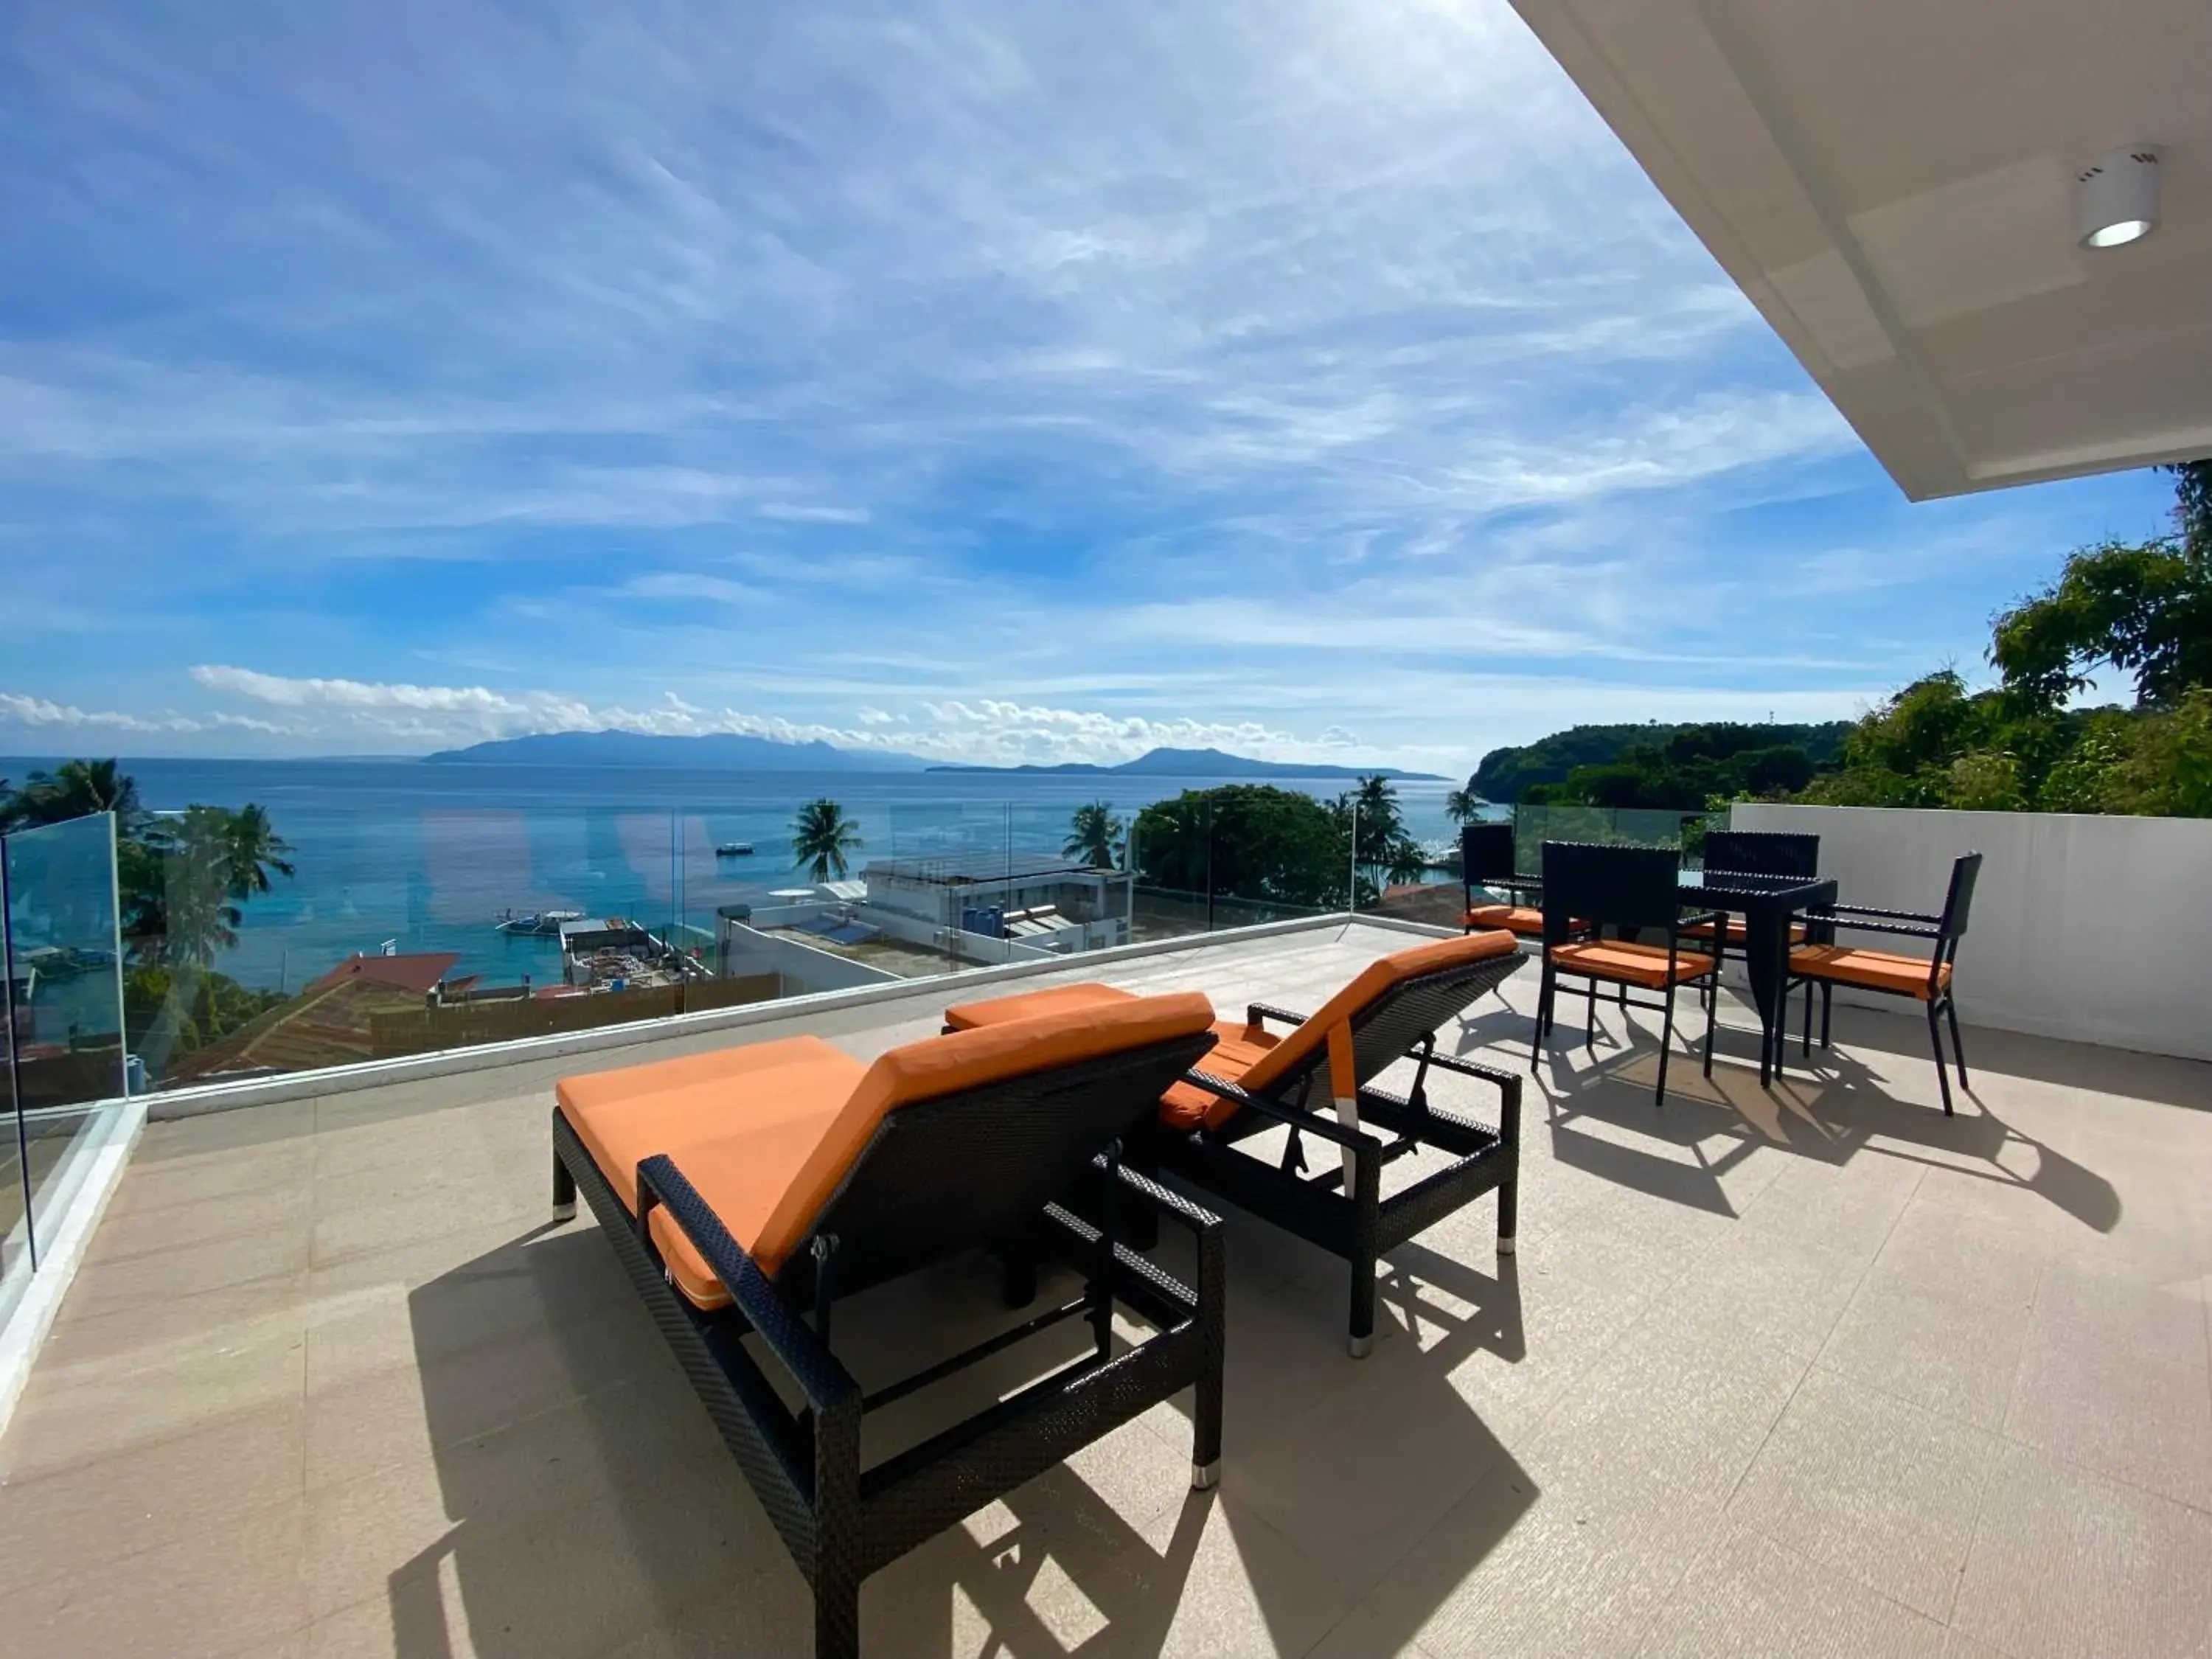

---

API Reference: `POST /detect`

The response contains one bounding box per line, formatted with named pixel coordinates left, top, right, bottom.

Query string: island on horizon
left=928, top=745, right=1447, bottom=781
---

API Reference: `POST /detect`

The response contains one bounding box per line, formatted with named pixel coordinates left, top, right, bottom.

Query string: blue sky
left=0, top=1, right=2177, bottom=772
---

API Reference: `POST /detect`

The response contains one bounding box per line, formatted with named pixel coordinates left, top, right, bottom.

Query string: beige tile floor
left=2, top=920, right=2208, bottom=1658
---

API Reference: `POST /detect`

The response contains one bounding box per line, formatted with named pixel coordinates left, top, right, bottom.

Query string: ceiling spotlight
left=2076, top=146, right=2161, bottom=249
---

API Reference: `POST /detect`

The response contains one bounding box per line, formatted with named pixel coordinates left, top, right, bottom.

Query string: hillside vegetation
left=1472, top=722, right=1851, bottom=807
left=1469, top=461, right=2212, bottom=819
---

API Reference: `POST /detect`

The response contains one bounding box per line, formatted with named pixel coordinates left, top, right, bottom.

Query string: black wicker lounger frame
left=551, top=1029, right=1225, bottom=1659
left=1152, top=946, right=1526, bottom=1358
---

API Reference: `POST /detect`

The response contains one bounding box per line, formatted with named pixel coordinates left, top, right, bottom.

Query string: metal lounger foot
left=1496, top=1234, right=1517, bottom=1256
left=1346, top=1332, right=1374, bottom=1359
left=549, top=1199, right=577, bottom=1222
left=1191, top=1458, right=1221, bottom=1492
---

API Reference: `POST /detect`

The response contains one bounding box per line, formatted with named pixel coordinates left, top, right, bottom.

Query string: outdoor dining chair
left=1787, top=850, right=1982, bottom=1114
left=1686, top=829, right=1820, bottom=1005
left=1532, top=841, right=1720, bottom=1105
left=1460, top=821, right=1548, bottom=939
left=551, top=992, right=1225, bottom=1659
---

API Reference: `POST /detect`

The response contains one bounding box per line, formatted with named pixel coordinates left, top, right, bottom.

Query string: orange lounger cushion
left=1790, top=944, right=1950, bottom=1000
left=1545, top=939, right=1716, bottom=990
left=946, top=929, right=1520, bottom=1133
left=558, top=991, right=1216, bottom=1308
left=1466, top=904, right=1590, bottom=935
left=943, top=981, right=1139, bottom=1029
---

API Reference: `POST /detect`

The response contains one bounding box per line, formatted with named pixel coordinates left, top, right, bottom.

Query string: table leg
left=1745, top=903, right=1787, bottom=1088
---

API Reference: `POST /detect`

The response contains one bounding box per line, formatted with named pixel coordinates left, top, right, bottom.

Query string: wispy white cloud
left=0, top=0, right=2175, bottom=769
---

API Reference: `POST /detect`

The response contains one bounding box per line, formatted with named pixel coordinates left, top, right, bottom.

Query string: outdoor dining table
left=1497, top=864, right=1838, bottom=1088
left=1675, top=869, right=1838, bottom=1086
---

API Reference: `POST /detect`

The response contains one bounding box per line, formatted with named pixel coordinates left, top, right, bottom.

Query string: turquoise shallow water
left=1, top=758, right=1478, bottom=992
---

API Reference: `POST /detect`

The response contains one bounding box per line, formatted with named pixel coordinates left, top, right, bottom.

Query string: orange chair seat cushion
left=1545, top=939, right=1716, bottom=989
left=557, top=992, right=1216, bottom=1308
left=1790, top=944, right=1950, bottom=1000
left=1680, top=917, right=1808, bottom=945
left=943, top=929, right=1520, bottom=1133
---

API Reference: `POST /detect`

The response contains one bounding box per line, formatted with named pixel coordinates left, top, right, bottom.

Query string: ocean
left=2, top=758, right=1475, bottom=992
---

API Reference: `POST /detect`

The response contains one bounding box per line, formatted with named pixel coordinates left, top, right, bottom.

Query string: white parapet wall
left=1730, top=802, right=2212, bottom=1062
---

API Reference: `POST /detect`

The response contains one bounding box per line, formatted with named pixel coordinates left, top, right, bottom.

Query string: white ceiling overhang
left=1508, top=0, right=2212, bottom=498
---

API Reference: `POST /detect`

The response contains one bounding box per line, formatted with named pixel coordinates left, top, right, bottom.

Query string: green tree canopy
left=1130, top=785, right=1350, bottom=908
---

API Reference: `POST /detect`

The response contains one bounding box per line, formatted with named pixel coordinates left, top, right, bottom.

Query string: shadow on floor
left=397, top=1185, right=1541, bottom=1658
left=1501, top=988, right=2122, bottom=1239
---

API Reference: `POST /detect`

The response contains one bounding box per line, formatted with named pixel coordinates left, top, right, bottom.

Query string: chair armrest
left=636, top=1153, right=860, bottom=1416
left=1185, top=1069, right=1377, bottom=1152
left=1675, top=911, right=1723, bottom=933
left=1826, top=902, right=1941, bottom=925
left=1245, top=1001, right=1309, bottom=1029
left=1813, top=917, right=1942, bottom=943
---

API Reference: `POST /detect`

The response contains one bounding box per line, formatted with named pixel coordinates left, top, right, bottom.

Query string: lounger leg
left=1585, top=979, right=1597, bottom=1051
left=813, top=1565, right=861, bottom=1659
left=1702, top=980, right=1717, bottom=1079
left=1192, top=1203, right=1225, bottom=1489
left=997, top=1233, right=1039, bottom=1309
left=1530, top=967, right=1550, bottom=1072
left=1927, top=1003, right=1955, bottom=1116
left=1820, top=982, right=1833, bottom=1048
left=1347, top=1256, right=1377, bottom=1359
left=1944, top=995, right=1969, bottom=1088
left=1496, top=1178, right=1519, bottom=1255
left=1347, top=1146, right=1381, bottom=1358
left=552, top=1149, right=577, bottom=1222
left=1654, top=985, right=1674, bottom=1106
left=1802, top=980, right=1814, bottom=1056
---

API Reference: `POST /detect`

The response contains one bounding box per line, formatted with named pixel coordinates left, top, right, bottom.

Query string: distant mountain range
left=929, top=746, right=1447, bottom=780
left=422, top=732, right=1443, bottom=779
left=422, top=731, right=935, bottom=771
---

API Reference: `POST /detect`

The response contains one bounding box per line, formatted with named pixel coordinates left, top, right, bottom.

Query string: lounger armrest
left=1186, top=1069, right=1377, bottom=1152
left=1811, top=918, right=1942, bottom=943
left=1245, top=1001, right=1308, bottom=1029
left=1424, top=1048, right=1523, bottom=1096
left=1675, top=910, right=1723, bottom=933
left=1107, top=1158, right=1222, bottom=1238
left=635, top=1153, right=860, bottom=1416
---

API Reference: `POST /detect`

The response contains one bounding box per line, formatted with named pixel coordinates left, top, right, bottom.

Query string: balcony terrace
left=4, top=916, right=2207, bottom=1659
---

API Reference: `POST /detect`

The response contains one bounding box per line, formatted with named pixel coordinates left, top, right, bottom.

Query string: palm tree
left=790, top=798, right=863, bottom=881
left=125, top=801, right=296, bottom=967
left=145, top=807, right=248, bottom=967
left=1444, top=785, right=1484, bottom=825
left=220, top=802, right=295, bottom=900
left=1062, top=801, right=1124, bottom=869
left=10, top=758, right=146, bottom=832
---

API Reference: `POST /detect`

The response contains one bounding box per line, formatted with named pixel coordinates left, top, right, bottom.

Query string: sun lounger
left=944, top=931, right=1525, bottom=1357
left=552, top=992, right=1224, bottom=1659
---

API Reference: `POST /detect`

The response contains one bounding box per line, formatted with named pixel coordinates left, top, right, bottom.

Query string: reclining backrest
left=754, top=991, right=1217, bottom=1293
left=1235, top=930, right=1521, bottom=1107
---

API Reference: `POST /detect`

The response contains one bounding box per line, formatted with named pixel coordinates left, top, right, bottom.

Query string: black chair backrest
left=793, top=1029, right=1214, bottom=1301
left=1702, top=830, right=1820, bottom=880
left=1541, top=841, right=1683, bottom=942
left=1938, top=852, right=1983, bottom=947
left=1460, top=822, right=1517, bottom=894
